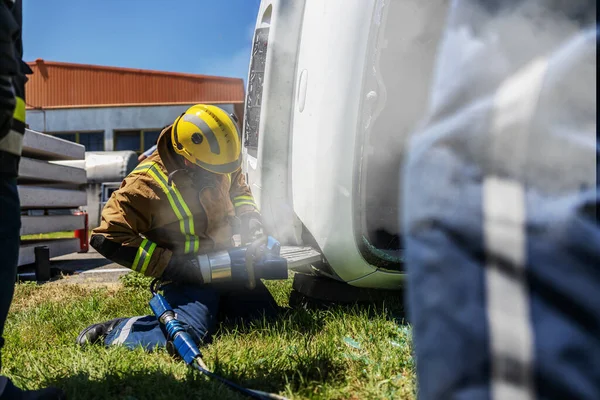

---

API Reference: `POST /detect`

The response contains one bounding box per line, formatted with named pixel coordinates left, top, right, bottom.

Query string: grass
left=20, top=231, right=76, bottom=240
left=2, top=274, right=413, bottom=400
left=20, top=230, right=95, bottom=241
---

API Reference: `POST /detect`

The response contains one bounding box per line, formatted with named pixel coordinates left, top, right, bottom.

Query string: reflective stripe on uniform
left=132, top=238, right=157, bottom=274
left=111, top=316, right=143, bottom=346
left=484, top=57, right=548, bottom=400
left=233, top=195, right=256, bottom=209
left=0, top=94, right=26, bottom=155
left=0, top=128, right=23, bottom=155
left=131, top=162, right=200, bottom=253
left=13, top=96, right=25, bottom=123
left=234, top=201, right=257, bottom=208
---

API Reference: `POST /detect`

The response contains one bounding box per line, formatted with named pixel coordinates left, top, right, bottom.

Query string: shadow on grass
left=213, top=352, right=347, bottom=394
left=45, top=369, right=248, bottom=400
left=43, top=351, right=345, bottom=400
left=286, top=273, right=406, bottom=320
left=215, top=285, right=407, bottom=341
left=218, top=305, right=328, bottom=337
left=289, top=288, right=407, bottom=320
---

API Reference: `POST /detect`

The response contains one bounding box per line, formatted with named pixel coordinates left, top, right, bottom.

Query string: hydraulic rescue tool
left=195, top=235, right=288, bottom=289
left=149, top=236, right=291, bottom=400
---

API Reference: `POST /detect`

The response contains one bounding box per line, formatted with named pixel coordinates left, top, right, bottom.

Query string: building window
left=53, top=132, right=76, bottom=143
left=114, top=129, right=163, bottom=154
left=114, top=130, right=141, bottom=152
left=50, top=131, right=104, bottom=151
left=78, top=132, right=105, bottom=151
left=143, top=130, right=161, bottom=151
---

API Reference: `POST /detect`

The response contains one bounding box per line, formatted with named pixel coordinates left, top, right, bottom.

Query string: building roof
left=25, top=59, right=246, bottom=110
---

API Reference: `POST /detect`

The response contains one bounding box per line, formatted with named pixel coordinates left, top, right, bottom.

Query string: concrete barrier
left=18, top=129, right=88, bottom=269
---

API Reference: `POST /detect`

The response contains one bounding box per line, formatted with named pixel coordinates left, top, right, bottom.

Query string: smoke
left=361, top=0, right=596, bottom=252
left=410, top=0, right=597, bottom=195
left=358, top=0, right=451, bottom=251
left=249, top=0, right=596, bottom=265
left=248, top=0, right=453, bottom=257
left=244, top=1, right=309, bottom=246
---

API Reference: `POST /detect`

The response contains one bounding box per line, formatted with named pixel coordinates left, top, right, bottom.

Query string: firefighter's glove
left=240, top=211, right=264, bottom=245
left=161, top=254, right=204, bottom=285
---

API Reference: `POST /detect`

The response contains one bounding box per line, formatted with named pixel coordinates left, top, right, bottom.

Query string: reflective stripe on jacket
left=90, top=125, right=259, bottom=277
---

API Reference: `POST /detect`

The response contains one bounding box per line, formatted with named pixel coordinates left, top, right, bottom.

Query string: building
left=24, top=59, right=246, bottom=154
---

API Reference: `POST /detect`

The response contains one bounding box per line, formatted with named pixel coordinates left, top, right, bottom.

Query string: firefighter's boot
left=76, top=318, right=126, bottom=346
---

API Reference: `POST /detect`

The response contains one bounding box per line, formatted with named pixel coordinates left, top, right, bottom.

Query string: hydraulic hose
left=192, top=359, right=288, bottom=400
left=149, top=278, right=289, bottom=400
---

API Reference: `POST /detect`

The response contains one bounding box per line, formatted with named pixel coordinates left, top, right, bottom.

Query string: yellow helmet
left=171, top=104, right=242, bottom=174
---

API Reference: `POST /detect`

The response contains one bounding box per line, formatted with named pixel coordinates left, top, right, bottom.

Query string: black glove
left=161, top=254, right=204, bottom=285
left=239, top=211, right=264, bottom=245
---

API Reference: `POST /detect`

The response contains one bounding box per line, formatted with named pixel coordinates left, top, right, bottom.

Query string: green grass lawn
left=20, top=231, right=76, bottom=240
left=2, top=275, right=414, bottom=400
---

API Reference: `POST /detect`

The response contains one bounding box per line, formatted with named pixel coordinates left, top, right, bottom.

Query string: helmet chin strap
left=167, top=169, right=188, bottom=187
left=169, top=158, right=215, bottom=189
left=165, top=157, right=193, bottom=186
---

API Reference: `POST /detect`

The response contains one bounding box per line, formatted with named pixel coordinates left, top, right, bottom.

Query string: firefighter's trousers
left=105, top=280, right=279, bottom=350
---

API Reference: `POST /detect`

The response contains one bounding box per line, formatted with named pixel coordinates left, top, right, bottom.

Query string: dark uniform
left=0, top=1, right=63, bottom=398
left=405, top=1, right=599, bottom=400
left=0, top=0, right=28, bottom=175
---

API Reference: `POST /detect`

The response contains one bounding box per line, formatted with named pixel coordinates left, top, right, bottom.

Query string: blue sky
left=22, top=0, right=261, bottom=82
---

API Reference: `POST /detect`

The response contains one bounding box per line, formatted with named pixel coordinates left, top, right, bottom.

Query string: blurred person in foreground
left=403, top=1, right=598, bottom=399
left=0, top=0, right=65, bottom=398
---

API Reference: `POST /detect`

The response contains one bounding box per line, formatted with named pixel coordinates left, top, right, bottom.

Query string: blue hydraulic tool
left=149, top=236, right=290, bottom=400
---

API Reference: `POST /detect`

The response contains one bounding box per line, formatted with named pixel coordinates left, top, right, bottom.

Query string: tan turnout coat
left=91, top=125, right=258, bottom=278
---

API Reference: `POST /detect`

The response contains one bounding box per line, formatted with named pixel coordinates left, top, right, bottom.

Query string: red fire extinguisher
left=74, top=211, right=89, bottom=253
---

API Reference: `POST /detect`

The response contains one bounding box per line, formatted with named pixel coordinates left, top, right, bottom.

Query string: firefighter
left=76, top=104, right=278, bottom=351
left=0, top=1, right=66, bottom=399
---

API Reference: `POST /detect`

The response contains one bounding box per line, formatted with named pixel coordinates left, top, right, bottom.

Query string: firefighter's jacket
left=90, top=126, right=259, bottom=278
left=0, top=0, right=32, bottom=177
